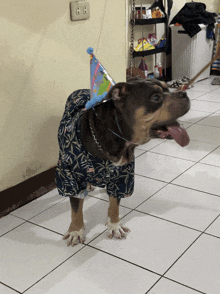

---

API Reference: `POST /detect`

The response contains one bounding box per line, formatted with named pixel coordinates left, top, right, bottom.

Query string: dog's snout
left=182, top=91, right=187, bottom=97
left=179, top=91, right=187, bottom=99
left=175, top=90, right=189, bottom=101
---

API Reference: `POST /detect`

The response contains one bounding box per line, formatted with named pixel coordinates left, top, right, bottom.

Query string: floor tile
left=88, top=175, right=166, bottom=209
left=0, top=214, right=24, bottom=236
left=0, top=222, right=83, bottom=292
left=173, top=163, right=220, bottom=196
left=24, top=246, right=159, bottom=294
left=195, top=92, right=220, bottom=103
left=201, top=146, right=220, bottom=167
left=212, top=87, right=220, bottom=94
left=135, top=152, right=194, bottom=182
left=165, top=234, right=220, bottom=294
left=191, top=83, right=220, bottom=93
left=137, top=184, right=220, bottom=231
left=190, top=100, right=220, bottom=113
left=147, top=277, right=200, bottom=294
left=30, top=196, right=131, bottom=244
left=134, top=148, right=146, bottom=158
left=206, top=216, right=220, bottom=238
left=136, top=138, right=164, bottom=151
left=197, top=112, right=220, bottom=128
left=11, top=188, right=62, bottom=220
left=0, top=284, right=19, bottom=294
left=186, top=124, right=220, bottom=144
left=150, top=139, right=218, bottom=162
left=178, top=109, right=212, bottom=124
left=90, top=211, right=200, bottom=275
left=186, top=89, right=207, bottom=100
left=178, top=121, right=192, bottom=129
left=196, top=77, right=214, bottom=85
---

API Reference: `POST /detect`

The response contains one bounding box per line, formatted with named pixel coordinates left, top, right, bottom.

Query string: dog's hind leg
left=106, top=197, right=130, bottom=239
left=63, top=197, right=85, bottom=246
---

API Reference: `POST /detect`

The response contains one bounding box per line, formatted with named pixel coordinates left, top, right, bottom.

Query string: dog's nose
left=177, top=90, right=188, bottom=100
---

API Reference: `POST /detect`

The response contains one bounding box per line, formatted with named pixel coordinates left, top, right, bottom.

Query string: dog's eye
left=151, top=94, right=163, bottom=103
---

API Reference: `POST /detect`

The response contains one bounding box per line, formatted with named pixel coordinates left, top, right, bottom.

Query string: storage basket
left=171, top=24, right=214, bottom=82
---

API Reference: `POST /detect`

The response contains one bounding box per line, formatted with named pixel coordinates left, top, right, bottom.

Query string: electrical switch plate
left=70, top=1, right=90, bottom=21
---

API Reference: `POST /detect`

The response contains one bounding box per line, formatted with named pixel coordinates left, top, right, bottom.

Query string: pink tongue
left=167, top=122, right=190, bottom=147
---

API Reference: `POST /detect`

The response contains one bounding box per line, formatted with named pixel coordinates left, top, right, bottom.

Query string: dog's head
left=106, top=77, right=190, bottom=147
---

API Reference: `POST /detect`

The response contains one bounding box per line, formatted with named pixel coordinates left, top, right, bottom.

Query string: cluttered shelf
left=133, top=47, right=165, bottom=58
left=132, top=17, right=166, bottom=25
left=128, top=1, right=170, bottom=80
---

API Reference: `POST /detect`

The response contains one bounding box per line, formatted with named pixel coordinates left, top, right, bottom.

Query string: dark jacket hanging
left=170, top=2, right=217, bottom=38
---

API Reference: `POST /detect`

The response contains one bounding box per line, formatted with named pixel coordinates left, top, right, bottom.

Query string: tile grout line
left=148, top=150, right=198, bottom=162
left=86, top=216, right=209, bottom=294
left=0, top=282, right=22, bottom=294
left=159, top=231, right=204, bottom=287
left=88, top=241, right=207, bottom=293
left=150, top=213, right=220, bottom=293
left=25, top=220, right=64, bottom=237
left=198, top=150, right=220, bottom=167
left=3, top=193, right=219, bottom=293
left=180, top=100, right=220, bottom=129
left=22, top=245, right=86, bottom=294
left=86, top=243, right=162, bottom=277
left=10, top=197, right=67, bottom=222
left=202, top=214, right=220, bottom=235
left=170, top=182, right=220, bottom=198
left=145, top=148, right=220, bottom=171
left=145, top=275, right=206, bottom=294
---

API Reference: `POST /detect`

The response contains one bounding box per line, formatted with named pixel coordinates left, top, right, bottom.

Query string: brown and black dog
left=56, top=77, right=190, bottom=246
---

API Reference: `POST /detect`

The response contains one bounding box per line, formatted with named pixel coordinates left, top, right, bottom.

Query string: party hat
left=85, top=47, right=116, bottom=109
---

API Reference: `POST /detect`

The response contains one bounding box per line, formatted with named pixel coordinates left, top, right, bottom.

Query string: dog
left=56, top=77, right=190, bottom=246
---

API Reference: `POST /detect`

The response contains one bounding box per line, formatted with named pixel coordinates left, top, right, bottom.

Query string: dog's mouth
left=151, top=121, right=190, bottom=147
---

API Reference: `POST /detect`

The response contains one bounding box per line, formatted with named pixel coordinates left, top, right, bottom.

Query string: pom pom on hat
left=87, top=47, right=94, bottom=54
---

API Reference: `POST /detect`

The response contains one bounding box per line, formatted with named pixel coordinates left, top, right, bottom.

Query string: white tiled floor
left=1, top=76, right=220, bottom=294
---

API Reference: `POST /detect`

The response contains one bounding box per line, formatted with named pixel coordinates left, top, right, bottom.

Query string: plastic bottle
left=138, top=58, right=148, bottom=78
left=158, top=62, right=163, bottom=77
left=154, top=65, right=160, bottom=78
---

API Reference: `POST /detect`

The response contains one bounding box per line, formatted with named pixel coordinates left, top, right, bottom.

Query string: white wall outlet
left=70, top=1, right=90, bottom=21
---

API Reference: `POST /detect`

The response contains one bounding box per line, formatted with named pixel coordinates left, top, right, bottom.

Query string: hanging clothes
left=170, top=2, right=217, bottom=38
left=212, top=5, right=220, bottom=73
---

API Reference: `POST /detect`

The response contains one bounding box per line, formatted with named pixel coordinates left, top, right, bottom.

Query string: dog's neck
left=88, top=115, right=106, bottom=155
left=93, top=107, right=130, bottom=143
left=80, top=101, right=137, bottom=165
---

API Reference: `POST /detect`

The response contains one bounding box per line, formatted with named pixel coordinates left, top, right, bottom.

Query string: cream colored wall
left=0, top=0, right=127, bottom=191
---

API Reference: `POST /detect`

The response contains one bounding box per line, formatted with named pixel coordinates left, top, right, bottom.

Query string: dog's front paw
left=63, top=228, right=85, bottom=246
left=106, top=218, right=130, bottom=239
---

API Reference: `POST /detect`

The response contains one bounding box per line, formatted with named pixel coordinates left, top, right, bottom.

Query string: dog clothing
left=56, top=89, right=134, bottom=199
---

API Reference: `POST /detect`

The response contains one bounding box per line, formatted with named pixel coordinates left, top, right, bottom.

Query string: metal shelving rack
left=130, top=1, right=169, bottom=78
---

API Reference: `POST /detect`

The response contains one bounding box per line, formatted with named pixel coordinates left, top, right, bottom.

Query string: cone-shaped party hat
left=85, top=47, right=116, bottom=109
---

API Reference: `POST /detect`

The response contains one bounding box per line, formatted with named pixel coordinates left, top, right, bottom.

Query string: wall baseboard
left=0, top=167, right=56, bottom=218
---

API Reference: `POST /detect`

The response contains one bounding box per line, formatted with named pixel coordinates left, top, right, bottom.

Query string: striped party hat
left=86, top=47, right=116, bottom=110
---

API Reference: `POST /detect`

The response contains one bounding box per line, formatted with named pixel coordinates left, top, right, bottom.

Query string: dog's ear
left=107, top=83, right=127, bottom=100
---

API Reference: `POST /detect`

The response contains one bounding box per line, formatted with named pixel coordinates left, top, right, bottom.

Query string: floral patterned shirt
left=55, top=89, right=134, bottom=199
